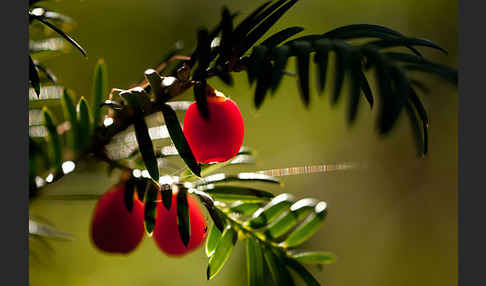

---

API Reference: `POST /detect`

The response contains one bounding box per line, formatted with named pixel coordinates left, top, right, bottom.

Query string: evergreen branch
left=29, top=0, right=458, bottom=198
left=30, top=13, right=86, bottom=57
left=28, top=2, right=458, bottom=285
left=198, top=189, right=330, bottom=284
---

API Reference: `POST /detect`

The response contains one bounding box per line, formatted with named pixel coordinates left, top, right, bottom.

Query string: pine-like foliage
left=28, top=0, right=86, bottom=97
left=28, top=1, right=457, bottom=285
left=182, top=1, right=456, bottom=156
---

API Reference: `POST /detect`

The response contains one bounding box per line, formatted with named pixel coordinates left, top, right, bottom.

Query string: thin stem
left=91, top=79, right=193, bottom=148
left=217, top=204, right=291, bottom=257
left=32, top=57, right=249, bottom=195
left=33, top=166, right=70, bottom=193
left=90, top=58, right=248, bottom=163
left=94, top=150, right=131, bottom=171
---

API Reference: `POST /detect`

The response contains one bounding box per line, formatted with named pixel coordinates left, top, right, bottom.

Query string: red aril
left=153, top=192, right=207, bottom=256
left=183, top=89, right=244, bottom=163
left=90, top=184, right=145, bottom=254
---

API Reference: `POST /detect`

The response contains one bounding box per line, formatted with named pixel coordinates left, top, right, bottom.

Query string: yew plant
left=29, top=0, right=458, bottom=285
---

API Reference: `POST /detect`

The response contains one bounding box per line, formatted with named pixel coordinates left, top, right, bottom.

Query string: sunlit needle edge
left=254, top=162, right=362, bottom=177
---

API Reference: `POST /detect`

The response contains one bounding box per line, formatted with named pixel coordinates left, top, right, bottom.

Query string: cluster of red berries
left=90, top=184, right=208, bottom=255
left=91, top=90, right=244, bottom=255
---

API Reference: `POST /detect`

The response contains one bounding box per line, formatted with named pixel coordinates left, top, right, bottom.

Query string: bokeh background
left=29, top=0, right=458, bottom=285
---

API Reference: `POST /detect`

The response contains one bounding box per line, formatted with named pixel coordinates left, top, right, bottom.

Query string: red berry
left=153, top=192, right=207, bottom=256
left=183, top=90, right=244, bottom=163
left=90, top=184, right=145, bottom=254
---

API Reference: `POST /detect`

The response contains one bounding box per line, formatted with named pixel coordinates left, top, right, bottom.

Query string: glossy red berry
left=90, top=184, right=145, bottom=254
left=153, top=192, right=207, bottom=256
left=183, top=90, right=244, bottom=163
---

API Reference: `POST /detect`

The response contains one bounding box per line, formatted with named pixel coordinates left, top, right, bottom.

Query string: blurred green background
left=29, top=0, right=457, bottom=285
